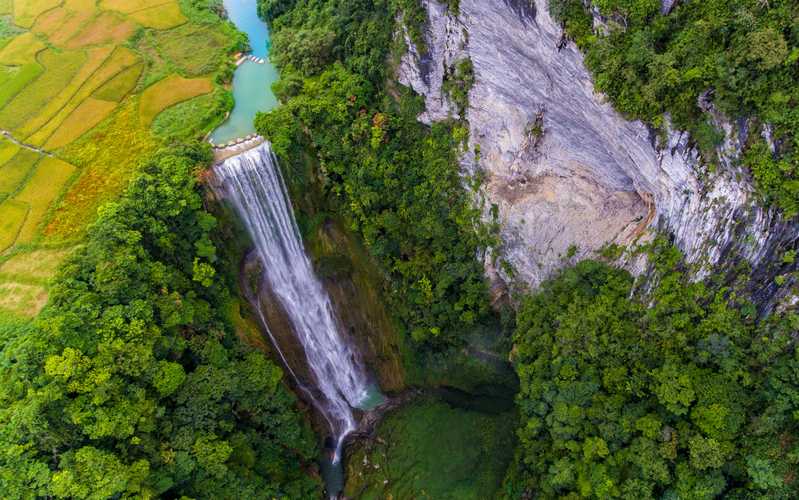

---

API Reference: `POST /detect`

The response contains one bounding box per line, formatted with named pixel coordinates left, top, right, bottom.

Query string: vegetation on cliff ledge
left=256, top=0, right=497, bottom=347
left=551, top=0, right=799, bottom=215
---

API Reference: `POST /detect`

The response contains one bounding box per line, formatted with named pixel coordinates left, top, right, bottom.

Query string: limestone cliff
left=398, top=0, right=798, bottom=308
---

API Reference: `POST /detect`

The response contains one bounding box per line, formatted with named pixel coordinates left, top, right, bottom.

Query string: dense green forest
left=256, top=0, right=495, bottom=347
left=0, top=145, right=320, bottom=498
left=504, top=244, right=799, bottom=498
left=2, top=0, right=797, bottom=498
left=256, top=2, right=799, bottom=497
left=551, top=0, right=799, bottom=215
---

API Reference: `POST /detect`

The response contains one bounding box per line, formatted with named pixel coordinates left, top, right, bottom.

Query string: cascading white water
left=213, top=142, right=371, bottom=461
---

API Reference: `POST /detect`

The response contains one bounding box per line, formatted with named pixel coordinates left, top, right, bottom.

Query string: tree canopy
left=504, top=247, right=799, bottom=498
left=0, top=145, right=320, bottom=498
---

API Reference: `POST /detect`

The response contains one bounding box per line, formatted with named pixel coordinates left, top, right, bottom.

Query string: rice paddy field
left=0, top=0, right=240, bottom=321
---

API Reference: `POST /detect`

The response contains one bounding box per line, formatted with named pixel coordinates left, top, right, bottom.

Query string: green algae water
left=344, top=398, right=517, bottom=499
left=210, top=0, right=278, bottom=144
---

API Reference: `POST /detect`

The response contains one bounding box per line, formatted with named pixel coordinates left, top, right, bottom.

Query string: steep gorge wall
left=399, top=0, right=798, bottom=307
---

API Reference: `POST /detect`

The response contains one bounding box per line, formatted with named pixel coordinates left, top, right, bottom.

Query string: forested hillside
left=504, top=245, right=799, bottom=498
left=1, top=0, right=797, bottom=498
left=256, top=2, right=799, bottom=497
left=0, top=145, right=320, bottom=498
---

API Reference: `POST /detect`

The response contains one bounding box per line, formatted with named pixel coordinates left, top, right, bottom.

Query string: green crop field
left=0, top=32, right=45, bottom=65
left=0, top=148, right=40, bottom=198
left=0, top=63, right=42, bottom=108
left=152, top=23, right=231, bottom=76
left=0, top=137, right=21, bottom=169
left=0, top=48, right=86, bottom=132
left=0, top=0, right=238, bottom=320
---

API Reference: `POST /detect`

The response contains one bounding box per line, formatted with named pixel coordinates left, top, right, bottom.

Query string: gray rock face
left=661, top=0, right=679, bottom=15
left=398, top=0, right=797, bottom=304
left=397, top=1, right=466, bottom=123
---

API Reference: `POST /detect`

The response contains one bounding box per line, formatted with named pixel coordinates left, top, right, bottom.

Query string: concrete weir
left=211, top=134, right=265, bottom=163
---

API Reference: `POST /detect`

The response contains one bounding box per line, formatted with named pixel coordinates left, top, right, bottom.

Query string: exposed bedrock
left=239, top=226, right=407, bottom=397
left=398, top=0, right=798, bottom=306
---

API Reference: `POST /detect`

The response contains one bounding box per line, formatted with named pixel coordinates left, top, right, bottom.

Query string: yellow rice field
left=0, top=137, right=20, bottom=166
left=139, top=74, right=214, bottom=125
left=0, top=201, right=28, bottom=252
left=0, top=148, right=40, bottom=196
left=33, top=4, right=97, bottom=47
left=46, top=100, right=157, bottom=240
left=0, top=32, right=46, bottom=65
left=28, top=47, right=139, bottom=145
left=100, top=0, right=172, bottom=13
left=18, top=46, right=113, bottom=139
left=12, top=0, right=61, bottom=28
left=1, top=0, right=233, bottom=315
left=12, top=157, right=77, bottom=244
left=64, top=11, right=138, bottom=49
left=93, top=62, right=143, bottom=101
left=129, top=2, right=187, bottom=30
left=45, top=98, right=119, bottom=150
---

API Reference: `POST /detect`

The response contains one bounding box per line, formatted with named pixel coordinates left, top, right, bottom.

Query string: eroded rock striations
left=398, top=0, right=797, bottom=308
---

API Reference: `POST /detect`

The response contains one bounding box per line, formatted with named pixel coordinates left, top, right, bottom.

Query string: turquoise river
left=210, top=0, right=279, bottom=144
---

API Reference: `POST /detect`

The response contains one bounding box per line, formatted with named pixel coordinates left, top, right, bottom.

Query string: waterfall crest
left=213, top=143, right=371, bottom=461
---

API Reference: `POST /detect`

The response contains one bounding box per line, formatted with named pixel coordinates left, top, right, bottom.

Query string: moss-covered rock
left=343, top=397, right=516, bottom=499
left=307, top=216, right=408, bottom=393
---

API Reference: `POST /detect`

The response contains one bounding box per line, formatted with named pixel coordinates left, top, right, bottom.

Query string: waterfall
left=213, top=143, right=371, bottom=461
